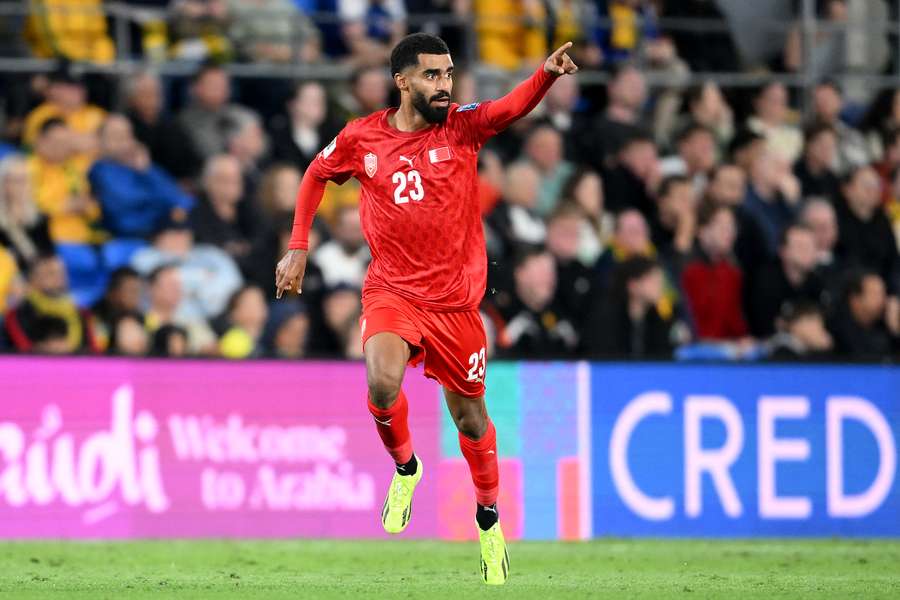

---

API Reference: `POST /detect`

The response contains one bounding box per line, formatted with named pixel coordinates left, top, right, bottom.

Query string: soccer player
left=275, top=33, right=577, bottom=585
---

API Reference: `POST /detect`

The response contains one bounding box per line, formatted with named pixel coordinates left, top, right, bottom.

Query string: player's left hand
left=544, top=42, right=578, bottom=77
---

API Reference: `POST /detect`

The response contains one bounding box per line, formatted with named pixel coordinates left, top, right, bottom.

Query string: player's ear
left=393, top=72, right=407, bottom=92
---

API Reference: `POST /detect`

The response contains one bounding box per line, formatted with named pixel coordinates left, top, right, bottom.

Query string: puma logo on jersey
left=399, top=155, right=415, bottom=168
left=374, top=417, right=393, bottom=426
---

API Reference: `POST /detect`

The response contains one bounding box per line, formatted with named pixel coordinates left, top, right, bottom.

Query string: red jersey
left=289, top=66, right=556, bottom=311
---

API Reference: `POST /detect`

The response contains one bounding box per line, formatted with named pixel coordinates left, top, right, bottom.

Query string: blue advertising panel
left=590, top=364, right=899, bottom=537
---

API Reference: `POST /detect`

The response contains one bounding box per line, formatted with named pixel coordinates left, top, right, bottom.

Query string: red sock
left=458, top=420, right=499, bottom=506
left=367, top=389, right=413, bottom=465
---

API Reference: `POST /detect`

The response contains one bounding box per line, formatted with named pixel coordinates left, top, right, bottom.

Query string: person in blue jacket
left=89, top=114, right=194, bottom=239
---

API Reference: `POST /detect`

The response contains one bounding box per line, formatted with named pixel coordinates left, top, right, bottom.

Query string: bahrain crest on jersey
left=364, top=152, right=378, bottom=177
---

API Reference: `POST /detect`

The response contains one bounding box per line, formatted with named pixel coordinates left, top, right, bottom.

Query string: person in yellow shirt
left=22, top=66, right=106, bottom=158
left=25, top=0, right=115, bottom=64
left=26, top=118, right=104, bottom=244
left=474, top=0, right=547, bottom=71
left=0, top=247, right=23, bottom=313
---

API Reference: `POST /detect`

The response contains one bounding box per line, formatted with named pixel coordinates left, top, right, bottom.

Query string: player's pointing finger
left=551, top=42, right=573, bottom=59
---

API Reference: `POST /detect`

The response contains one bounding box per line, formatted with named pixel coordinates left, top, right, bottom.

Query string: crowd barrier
left=0, top=358, right=896, bottom=539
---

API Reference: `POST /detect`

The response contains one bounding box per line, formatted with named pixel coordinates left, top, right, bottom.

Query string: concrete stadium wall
left=0, top=358, right=896, bottom=539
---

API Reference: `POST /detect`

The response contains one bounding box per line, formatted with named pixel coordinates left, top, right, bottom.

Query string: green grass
left=1, top=539, right=898, bottom=599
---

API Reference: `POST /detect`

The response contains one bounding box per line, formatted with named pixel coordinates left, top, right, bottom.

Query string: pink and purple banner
left=0, top=357, right=442, bottom=539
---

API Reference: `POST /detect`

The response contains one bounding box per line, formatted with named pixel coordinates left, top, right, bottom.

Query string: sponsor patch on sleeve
left=321, top=136, right=337, bottom=159
left=457, top=102, right=480, bottom=112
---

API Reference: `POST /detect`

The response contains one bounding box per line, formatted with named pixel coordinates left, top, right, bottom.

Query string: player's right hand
left=275, top=249, right=308, bottom=299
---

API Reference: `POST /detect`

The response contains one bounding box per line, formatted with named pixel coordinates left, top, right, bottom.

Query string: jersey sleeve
left=451, top=66, right=556, bottom=149
left=287, top=125, right=357, bottom=250
left=315, top=125, right=357, bottom=184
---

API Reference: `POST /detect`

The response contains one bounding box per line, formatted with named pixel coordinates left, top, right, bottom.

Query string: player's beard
left=411, top=89, right=450, bottom=124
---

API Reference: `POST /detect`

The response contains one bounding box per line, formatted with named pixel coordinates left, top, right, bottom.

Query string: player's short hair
left=390, top=33, right=450, bottom=76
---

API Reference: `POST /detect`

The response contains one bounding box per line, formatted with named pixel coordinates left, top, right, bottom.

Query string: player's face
left=404, top=53, right=454, bottom=124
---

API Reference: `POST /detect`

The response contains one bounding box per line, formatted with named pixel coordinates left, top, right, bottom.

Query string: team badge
left=364, top=152, right=378, bottom=177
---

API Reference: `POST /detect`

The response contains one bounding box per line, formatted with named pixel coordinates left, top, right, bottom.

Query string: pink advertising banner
left=0, top=357, right=442, bottom=539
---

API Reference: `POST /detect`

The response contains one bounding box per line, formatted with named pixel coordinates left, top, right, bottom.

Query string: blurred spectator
left=793, top=123, right=840, bottom=201
left=651, top=175, right=696, bottom=262
left=26, top=118, right=102, bottom=244
left=586, top=256, right=673, bottom=357
left=575, top=64, right=648, bottom=169
left=474, top=0, right=545, bottom=71
left=661, top=0, right=740, bottom=73
left=809, top=79, right=869, bottom=172
left=270, top=82, right=342, bottom=170
left=23, top=66, right=105, bottom=157
left=728, top=129, right=766, bottom=174
left=192, top=154, right=260, bottom=273
left=660, top=123, right=717, bottom=194
left=29, top=316, right=72, bottom=355
left=559, top=168, right=612, bottom=265
left=144, top=264, right=217, bottom=355
left=89, top=114, right=195, bottom=238
left=338, top=66, right=391, bottom=121
left=0, top=155, right=53, bottom=271
left=2, top=253, right=99, bottom=353
left=225, top=109, right=269, bottom=191
left=768, top=301, right=834, bottom=360
left=523, top=125, right=574, bottom=216
left=124, top=70, right=204, bottom=182
left=800, top=198, right=841, bottom=280
left=680, top=203, right=749, bottom=341
left=861, top=89, right=900, bottom=159
left=595, top=208, right=654, bottom=289
left=485, top=162, right=547, bottom=256
left=216, top=285, right=269, bottom=358
left=747, top=224, right=825, bottom=337
left=150, top=324, right=190, bottom=358
left=337, top=0, right=407, bottom=66
left=602, top=132, right=659, bottom=217
left=490, top=247, right=577, bottom=357
left=875, top=128, right=900, bottom=203
left=0, top=248, right=23, bottom=314
left=829, top=270, right=899, bottom=358
left=311, top=204, right=369, bottom=288
left=91, top=266, right=144, bottom=350
left=834, top=166, right=900, bottom=292
left=168, top=0, right=232, bottom=62
left=545, top=204, right=596, bottom=333
left=131, top=219, right=243, bottom=321
left=262, top=299, right=309, bottom=358
left=226, top=0, right=320, bottom=64
left=24, top=0, right=115, bottom=63
left=257, top=164, right=301, bottom=221
left=107, top=312, right=149, bottom=357
left=177, top=64, right=254, bottom=160
left=747, top=82, right=803, bottom=165
left=705, top=163, right=769, bottom=276
left=677, top=82, right=734, bottom=153
left=478, top=150, right=505, bottom=217
left=308, top=283, right=363, bottom=358
left=542, top=73, right=587, bottom=160
left=591, top=0, right=676, bottom=68
left=744, top=148, right=802, bottom=257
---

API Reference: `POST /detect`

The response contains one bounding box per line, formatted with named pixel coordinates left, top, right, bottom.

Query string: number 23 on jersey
left=392, top=170, right=425, bottom=204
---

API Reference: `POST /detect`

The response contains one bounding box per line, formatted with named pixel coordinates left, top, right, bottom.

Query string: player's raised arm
left=481, top=42, right=579, bottom=132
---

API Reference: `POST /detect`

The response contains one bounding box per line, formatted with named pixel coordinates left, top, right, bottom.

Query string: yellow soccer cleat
left=478, top=521, right=510, bottom=585
left=380, top=455, right=423, bottom=534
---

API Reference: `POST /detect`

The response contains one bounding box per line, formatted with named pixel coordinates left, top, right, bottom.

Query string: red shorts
left=360, top=289, right=487, bottom=398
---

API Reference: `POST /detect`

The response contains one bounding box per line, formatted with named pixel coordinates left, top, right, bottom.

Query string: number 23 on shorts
left=466, top=346, right=486, bottom=382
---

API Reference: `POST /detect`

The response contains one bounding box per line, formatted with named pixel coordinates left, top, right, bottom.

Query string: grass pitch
left=1, top=538, right=897, bottom=599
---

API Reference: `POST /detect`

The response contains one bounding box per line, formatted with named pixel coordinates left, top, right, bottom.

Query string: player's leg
left=361, top=298, right=425, bottom=534
left=421, top=309, right=508, bottom=584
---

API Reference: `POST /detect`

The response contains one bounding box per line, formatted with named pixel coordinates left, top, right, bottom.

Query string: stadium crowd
left=0, top=0, right=899, bottom=361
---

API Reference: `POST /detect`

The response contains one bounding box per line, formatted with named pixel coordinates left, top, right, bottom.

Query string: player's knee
left=367, top=368, right=403, bottom=408
left=453, top=402, right=488, bottom=440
